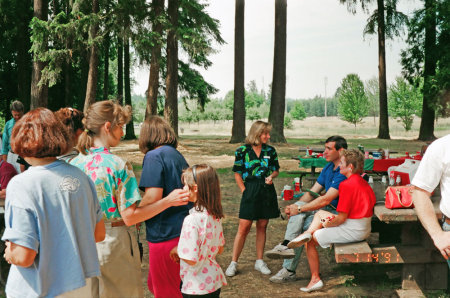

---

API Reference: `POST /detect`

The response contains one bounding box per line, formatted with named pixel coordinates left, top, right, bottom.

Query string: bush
left=284, top=115, right=293, bottom=129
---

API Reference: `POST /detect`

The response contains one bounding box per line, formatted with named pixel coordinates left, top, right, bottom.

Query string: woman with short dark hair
left=2, top=108, right=105, bottom=297
left=138, top=116, right=191, bottom=298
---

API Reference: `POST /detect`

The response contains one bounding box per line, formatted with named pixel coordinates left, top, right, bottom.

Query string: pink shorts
left=148, top=237, right=182, bottom=298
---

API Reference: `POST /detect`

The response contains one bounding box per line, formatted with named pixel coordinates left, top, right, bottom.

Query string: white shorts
left=314, top=217, right=372, bottom=248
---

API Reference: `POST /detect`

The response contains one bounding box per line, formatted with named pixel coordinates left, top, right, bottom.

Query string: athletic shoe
left=287, top=232, right=312, bottom=249
left=269, top=268, right=296, bottom=283
left=300, top=279, right=324, bottom=292
left=225, top=261, right=237, bottom=277
left=265, top=243, right=295, bottom=259
left=254, top=260, right=271, bottom=275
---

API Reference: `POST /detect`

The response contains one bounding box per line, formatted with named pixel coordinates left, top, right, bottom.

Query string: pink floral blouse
left=178, top=208, right=227, bottom=295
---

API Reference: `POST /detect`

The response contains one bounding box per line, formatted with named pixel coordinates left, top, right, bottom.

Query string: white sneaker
left=265, top=243, right=295, bottom=259
left=287, top=232, right=312, bottom=249
left=225, top=261, right=237, bottom=277
left=254, top=260, right=271, bottom=275
left=269, top=267, right=296, bottom=283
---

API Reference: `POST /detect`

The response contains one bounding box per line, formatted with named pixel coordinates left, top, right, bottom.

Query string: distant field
left=176, top=116, right=450, bottom=140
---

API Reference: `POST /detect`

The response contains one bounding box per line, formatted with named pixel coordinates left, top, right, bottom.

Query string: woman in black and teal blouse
left=225, top=121, right=280, bottom=277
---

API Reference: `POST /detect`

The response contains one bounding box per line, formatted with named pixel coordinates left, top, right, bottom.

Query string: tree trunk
left=230, top=0, right=246, bottom=143
left=17, top=0, right=32, bottom=111
left=145, top=0, right=164, bottom=119
left=30, top=0, right=49, bottom=109
left=117, top=37, right=124, bottom=103
left=83, top=0, right=100, bottom=113
left=376, top=0, right=390, bottom=139
left=268, top=0, right=287, bottom=143
left=418, top=0, right=437, bottom=141
left=64, top=60, right=71, bottom=106
left=103, top=33, right=110, bottom=100
left=124, top=39, right=136, bottom=139
left=164, top=0, right=179, bottom=135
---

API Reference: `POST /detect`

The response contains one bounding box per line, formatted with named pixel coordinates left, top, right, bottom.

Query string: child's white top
left=178, top=207, right=227, bottom=295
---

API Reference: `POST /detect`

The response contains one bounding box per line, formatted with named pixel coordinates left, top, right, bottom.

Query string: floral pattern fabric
left=178, top=208, right=227, bottom=295
left=70, top=147, right=141, bottom=220
left=232, top=144, right=280, bottom=182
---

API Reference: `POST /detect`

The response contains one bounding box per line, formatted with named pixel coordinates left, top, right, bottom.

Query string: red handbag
left=385, top=186, right=414, bottom=209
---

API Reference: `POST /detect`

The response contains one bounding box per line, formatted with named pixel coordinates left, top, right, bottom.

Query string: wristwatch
left=297, top=206, right=302, bottom=213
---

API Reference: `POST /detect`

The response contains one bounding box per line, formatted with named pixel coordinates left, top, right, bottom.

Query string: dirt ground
left=112, top=138, right=417, bottom=298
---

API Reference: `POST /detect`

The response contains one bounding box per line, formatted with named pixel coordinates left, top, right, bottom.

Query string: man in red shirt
left=0, top=160, right=17, bottom=200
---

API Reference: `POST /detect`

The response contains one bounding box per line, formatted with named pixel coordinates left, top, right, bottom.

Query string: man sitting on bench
left=265, top=136, right=347, bottom=283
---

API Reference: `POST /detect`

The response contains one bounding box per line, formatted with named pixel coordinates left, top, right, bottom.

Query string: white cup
left=294, top=177, right=300, bottom=183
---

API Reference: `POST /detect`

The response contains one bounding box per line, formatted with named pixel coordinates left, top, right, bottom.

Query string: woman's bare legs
left=255, top=219, right=269, bottom=259
left=304, top=210, right=336, bottom=234
left=231, top=219, right=253, bottom=262
left=305, top=237, right=321, bottom=288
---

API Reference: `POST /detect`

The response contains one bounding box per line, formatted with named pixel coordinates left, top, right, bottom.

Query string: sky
left=132, top=0, right=421, bottom=100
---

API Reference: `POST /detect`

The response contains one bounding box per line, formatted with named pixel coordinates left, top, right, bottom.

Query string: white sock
left=255, top=259, right=264, bottom=264
left=230, top=261, right=237, bottom=266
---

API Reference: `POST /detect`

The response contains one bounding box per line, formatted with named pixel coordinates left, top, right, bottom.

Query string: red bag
left=385, top=186, right=414, bottom=209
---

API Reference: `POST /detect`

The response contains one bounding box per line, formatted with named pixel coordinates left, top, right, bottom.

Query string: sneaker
left=265, top=243, right=295, bottom=259
left=225, top=261, right=237, bottom=277
left=254, top=260, right=271, bottom=275
left=269, top=268, right=296, bottom=283
left=287, top=232, right=312, bottom=249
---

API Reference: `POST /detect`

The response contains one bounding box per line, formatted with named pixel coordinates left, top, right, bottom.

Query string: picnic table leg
left=311, top=166, right=316, bottom=176
left=400, top=222, right=448, bottom=290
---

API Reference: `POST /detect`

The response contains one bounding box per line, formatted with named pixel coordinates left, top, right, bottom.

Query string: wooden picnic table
left=373, top=196, right=447, bottom=292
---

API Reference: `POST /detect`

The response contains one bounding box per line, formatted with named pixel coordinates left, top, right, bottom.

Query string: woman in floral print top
left=70, top=101, right=189, bottom=298
left=225, top=121, right=280, bottom=278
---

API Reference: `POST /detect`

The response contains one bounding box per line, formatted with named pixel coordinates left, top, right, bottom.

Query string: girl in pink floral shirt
left=176, top=164, right=227, bottom=297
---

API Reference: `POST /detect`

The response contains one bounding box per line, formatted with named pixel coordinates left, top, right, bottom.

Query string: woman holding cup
left=225, top=121, right=280, bottom=277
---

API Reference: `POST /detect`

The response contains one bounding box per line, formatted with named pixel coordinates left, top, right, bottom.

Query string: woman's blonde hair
left=340, top=149, right=364, bottom=174
left=77, top=100, right=131, bottom=154
left=139, top=116, right=178, bottom=154
left=245, top=121, right=272, bottom=146
left=181, top=164, right=224, bottom=219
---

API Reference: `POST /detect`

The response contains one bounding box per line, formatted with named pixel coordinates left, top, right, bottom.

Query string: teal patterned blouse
left=232, top=144, right=280, bottom=182
left=70, top=147, right=141, bottom=221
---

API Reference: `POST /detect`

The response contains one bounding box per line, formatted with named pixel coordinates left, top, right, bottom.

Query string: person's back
left=3, top=160, right=101, bottom=297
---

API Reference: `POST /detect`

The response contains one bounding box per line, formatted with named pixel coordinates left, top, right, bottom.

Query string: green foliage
left=401, top=0, right=450, bottom=118
left=284, top=115, right=293, bottom=129
left=247, top=107, right=261, bottom=121
left=289, top=101, right=306, bottom=120
left=365, top=77, right=380, bottom=117
left=388, top=77, right=422, bottom=131
left=337, top=74, right=369, bottom=127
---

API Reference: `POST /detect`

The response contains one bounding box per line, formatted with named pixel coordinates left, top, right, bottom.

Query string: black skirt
left=239, top=179, right=280, bottom=220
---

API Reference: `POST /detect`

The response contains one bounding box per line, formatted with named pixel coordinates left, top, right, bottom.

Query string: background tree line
left=0, top=0, right=448, bottom=142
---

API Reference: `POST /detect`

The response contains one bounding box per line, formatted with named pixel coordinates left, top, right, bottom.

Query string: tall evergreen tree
left=124, top=39, right=136, bottom=139
left=165, top=0, right=179, bottom=135
left=230, top=0, right=246, bottom=143
left=30, top=0, right=49, bottom=109
left=145, top=0, right=164, bottom=118
left=268, top=0, right=287, bottom=143
left=83, top=0, right=100, bottom=113
left=340, top=0, right=408, bottom=139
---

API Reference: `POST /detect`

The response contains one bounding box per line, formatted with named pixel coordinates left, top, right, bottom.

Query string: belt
left=107, top=220, right=126, bottom=227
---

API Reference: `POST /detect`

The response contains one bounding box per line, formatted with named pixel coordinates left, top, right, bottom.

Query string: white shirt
left=412, top=134, right=450, bottom=218
left=178, top=208, right=227, bottom=295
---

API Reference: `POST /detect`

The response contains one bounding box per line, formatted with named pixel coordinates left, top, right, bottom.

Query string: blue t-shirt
left=316, top=162, right=347, bottom=208
left=139, top=145, right=192, bottom=243
left=2, top=160, right=102, bottom=298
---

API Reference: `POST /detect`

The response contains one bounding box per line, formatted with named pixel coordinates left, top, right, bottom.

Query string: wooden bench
left=334, top=238, right=447, bottom=295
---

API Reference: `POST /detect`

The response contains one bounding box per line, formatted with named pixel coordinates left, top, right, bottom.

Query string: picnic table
left=335, top=184, right=447, bottom=294
left=299, top=156, right=407, bottom=175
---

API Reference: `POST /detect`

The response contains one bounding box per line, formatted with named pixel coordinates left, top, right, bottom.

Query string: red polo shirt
left=337, top=174, right=376, bottom=219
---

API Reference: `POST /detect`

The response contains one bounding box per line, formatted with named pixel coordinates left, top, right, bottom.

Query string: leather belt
left=110, top=220, right=126, bottom=227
